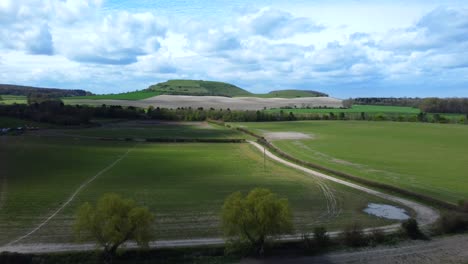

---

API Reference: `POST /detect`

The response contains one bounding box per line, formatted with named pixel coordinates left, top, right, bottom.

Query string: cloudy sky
left=1, top=0, right=468, bottom=98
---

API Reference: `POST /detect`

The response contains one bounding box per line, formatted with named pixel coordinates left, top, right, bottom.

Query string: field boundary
left=100, top=137, right=246, bottom=143
left=235, top=127, right=460, bottom=211
left=5, top=147, right=134, bottom=246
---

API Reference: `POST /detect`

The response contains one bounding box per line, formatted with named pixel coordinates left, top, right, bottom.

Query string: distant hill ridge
left=147, top=79, right=328, bottom=98
left=0, top=84, right=92, bottom=97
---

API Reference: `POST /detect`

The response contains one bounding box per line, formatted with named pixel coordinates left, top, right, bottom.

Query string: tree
left=221, top=188, right=293, bottom=255
left=74, top=193, right=154, bottom=264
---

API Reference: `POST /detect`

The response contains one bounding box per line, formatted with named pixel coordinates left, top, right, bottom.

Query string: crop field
left=60, top=121, right=247, bottom=139
left=232, top=121, right=468, bottom=203
left=0, top=95, right=27, bottom=105
left=0, top=132, right=400, bottom=245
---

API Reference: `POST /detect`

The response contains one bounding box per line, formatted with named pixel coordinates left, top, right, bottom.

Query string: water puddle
left=364, top=203, right=410, bottom=220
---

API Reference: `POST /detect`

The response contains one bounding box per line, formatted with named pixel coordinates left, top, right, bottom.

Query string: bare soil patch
left=264, top=132, right=313, bottom=140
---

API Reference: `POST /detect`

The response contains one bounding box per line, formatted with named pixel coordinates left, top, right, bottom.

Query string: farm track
left=248, top=141, right=440, bottom=227
left=4, top=147, right=134, bottom=246
left=0, top=140, right=441, bottom=254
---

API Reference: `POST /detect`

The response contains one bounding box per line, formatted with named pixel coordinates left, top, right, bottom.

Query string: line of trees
left=0, top=84, right=91, bottom=97
left=419, top=98, right=468, bottom=114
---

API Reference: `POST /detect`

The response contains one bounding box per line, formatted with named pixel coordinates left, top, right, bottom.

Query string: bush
left=367, top=229, right=386, bottom=247
left=301, top=226, right=331, bottom=254
left=435, top=214, right=468, bottom=234
left=314, top=226, right=330, bottom=248
left=341, top=223, right=368, bottom=247
left=401, top=218, right=423, bottom=239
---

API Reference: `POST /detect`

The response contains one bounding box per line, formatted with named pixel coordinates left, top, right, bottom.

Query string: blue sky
left=1, top=0, right=468, bottom=98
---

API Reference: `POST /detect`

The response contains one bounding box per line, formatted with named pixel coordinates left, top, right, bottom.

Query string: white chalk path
left=5, top=148, right=133, bottom=246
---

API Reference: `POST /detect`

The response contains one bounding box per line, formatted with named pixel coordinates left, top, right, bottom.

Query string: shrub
left=314, top=226, right=330, bottom=248
left=367, top=228, right=386, bottom=247
left=341, top=223, right=368, bottom=247
left=435, top=214, right=468, bottom=234
left=401, top=218, right=423, bottom=239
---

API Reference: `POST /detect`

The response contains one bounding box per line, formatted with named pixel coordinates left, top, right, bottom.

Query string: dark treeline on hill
left=419, top=98, right=468, bottom=114
left=351, top=97, right=423, bottom=107
left=0, top=84, right=92, bottom=97
left=2, top=100, right=467, bottom=126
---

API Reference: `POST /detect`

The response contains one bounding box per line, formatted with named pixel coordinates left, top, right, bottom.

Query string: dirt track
left=65, top=95, right=343, bottom=110
left=248, top=141, right=439, bottom=227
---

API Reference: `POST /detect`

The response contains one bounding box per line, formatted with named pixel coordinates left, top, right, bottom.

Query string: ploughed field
left=0, top=122, right=400, bottom=245
left=232, top=121, right=468, bottom=204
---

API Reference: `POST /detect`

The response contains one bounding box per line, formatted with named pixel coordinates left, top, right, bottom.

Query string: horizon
left=1, top=0, right=468, bottom=98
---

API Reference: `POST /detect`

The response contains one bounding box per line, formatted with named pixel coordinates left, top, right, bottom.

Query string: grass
left=0, top=134, right=399, bottom=245
left=66, top=90, right=160, bottom=100
left=0, top=95, right=27, bottom=104
left=148, top=80, right=251, bottom=97
left=61, top=121, right=247, bottom=139
left=0, top=117, right=50, bottom=128
left=266, top=105, right=421, bottom=114
left=232, top=121, right=468, bottom=204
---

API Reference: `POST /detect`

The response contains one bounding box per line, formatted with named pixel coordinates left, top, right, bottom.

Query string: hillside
left=0, top=84, right=91, bottom=97
left=147, top=80, right=251, bottom=97
left=253, top=89, right=328, bottom=98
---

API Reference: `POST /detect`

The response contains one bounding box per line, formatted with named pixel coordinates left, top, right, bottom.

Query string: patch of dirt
left=264, top=132, right=313, bottom=140
left=69, top=95, right=343, bottom=110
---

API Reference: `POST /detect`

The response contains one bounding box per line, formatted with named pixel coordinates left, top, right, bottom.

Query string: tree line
left=349, top=97, right=468, bottom=114
left=0, top=84, right=91, bottom=97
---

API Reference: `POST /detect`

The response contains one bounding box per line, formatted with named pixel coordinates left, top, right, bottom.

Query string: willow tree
left=75, top=193, right=154, bottom=264
left=221, top=188, right=293, bottom=255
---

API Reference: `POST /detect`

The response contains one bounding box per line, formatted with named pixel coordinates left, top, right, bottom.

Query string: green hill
left=147, top=80, right=251, bottom=97
left=251, top=89, right=328, bottom=98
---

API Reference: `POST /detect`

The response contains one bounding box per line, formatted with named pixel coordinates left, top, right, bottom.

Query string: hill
left=147, top=80, right=251, bottom=97
left=0, top=84, right=91, bottom=97
left=253, top=89, right=328, bottom=98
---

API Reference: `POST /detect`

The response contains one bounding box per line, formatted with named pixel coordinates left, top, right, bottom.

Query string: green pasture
left=232, top=121, right=468, bottom=203
left=0, top=95, right=27, bottom=105
left=62, top=121, right=247, bottom=139
left=0, top=135, right=398, bottom=245
left=65, top=90, right=160, bottom=100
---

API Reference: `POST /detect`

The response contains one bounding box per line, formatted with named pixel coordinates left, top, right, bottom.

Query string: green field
left=266, top=105, right=421, bottom=114
left=62, top=121, right=247, bottom=139
left=0, top=132, right=400, bottom=245
left=0, top=95, right=27, bottom=105
left=67, top=90, right=160, bottom=100
left=148, top=80, right=250, bottom=97
left=232, top=121, right=468, bottom=203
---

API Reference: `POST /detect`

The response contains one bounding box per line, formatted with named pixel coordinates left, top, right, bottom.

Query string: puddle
left=363, top=203, right=410, bottom=220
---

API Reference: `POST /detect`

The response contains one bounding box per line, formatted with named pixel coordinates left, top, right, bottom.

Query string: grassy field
left=0, top=95, right=27, bottom=105
left=0, top=133, right=399, bottom=245
left=0, top=117, right=50, bottom=128
left=61, top=121, right=247, bottom=139
left=266, top=105, right=421, bottom=114
left=65, top=90, right=160, bottom=100
left=232, top=121, right=468, bottom=203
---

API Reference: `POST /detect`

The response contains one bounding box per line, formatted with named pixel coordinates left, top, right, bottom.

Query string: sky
left=1, top=0, right=468, bottom=98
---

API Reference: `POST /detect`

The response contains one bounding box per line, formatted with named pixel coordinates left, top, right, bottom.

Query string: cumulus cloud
left=60, top=12, right=167, bottom=65
left=239, top=8, right=324, bottom=39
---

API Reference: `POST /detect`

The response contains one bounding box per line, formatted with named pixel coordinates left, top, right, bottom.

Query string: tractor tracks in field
left=247, top=141, right=440, bottom=227
left=4, top=147, right=134, bottom=246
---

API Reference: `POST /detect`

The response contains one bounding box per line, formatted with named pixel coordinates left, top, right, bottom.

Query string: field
left=62, top=95, right=343, bottom=110
left=0, top=124, right=402, bottom=246
left=68, top=90, right=160, bottom=100
left=266, top=105, right=421, bottom=114
left=0, top=95, right=27, bottom=105
left=60, top=121, right=247, bottom=139
left=232, top=121, right=468, bottom=203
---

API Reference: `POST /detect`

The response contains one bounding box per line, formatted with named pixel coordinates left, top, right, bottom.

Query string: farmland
left=232, top=121, right=468, bottom=203
left=0, top=125, right=401, bottom=245
left=0, top=95, right=27, bottom=105
left=266, top=105, right=421, bottom=114
left=68, top=90, right=160, bottom=100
